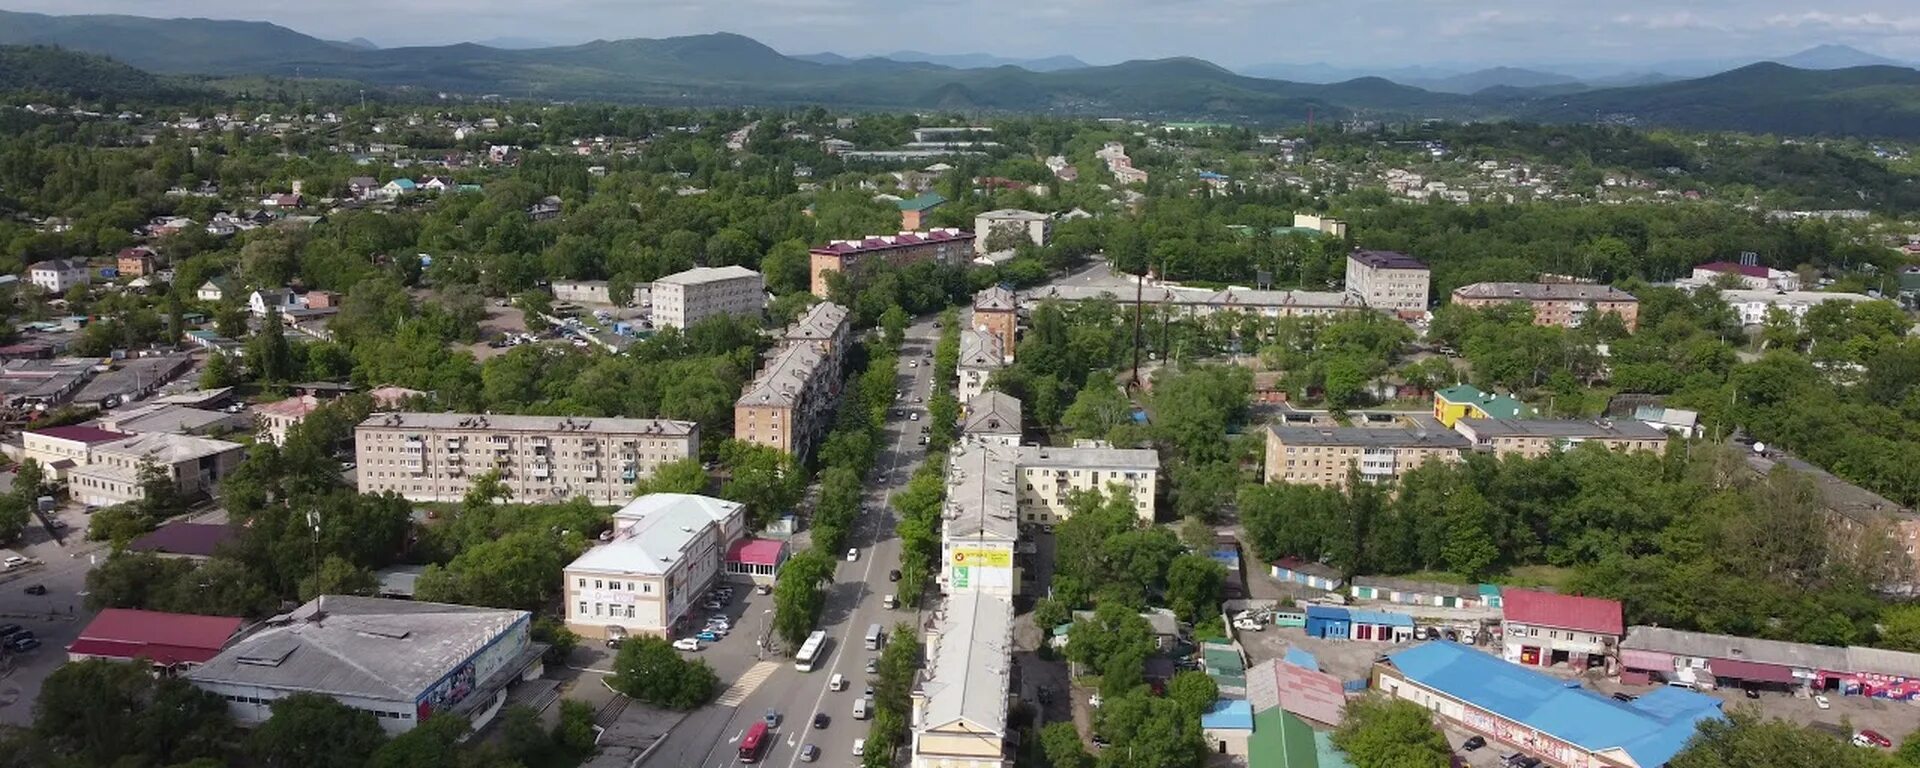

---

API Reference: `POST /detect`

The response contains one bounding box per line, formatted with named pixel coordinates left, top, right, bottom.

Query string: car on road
left=765, top=709, right=781, bottom=728
left=695, top=630, right=720, bottom=642
left=852, top=738, right=866, bottom=757
left=909, top=412, right=919, bottom=421
left=883, top=595, right=898, bottom=609
left=1814, top=694, right=1832, bottom=709
left=866, top=657, right=878, bottom=673
left=846, top=548, right=859, bottom=561
left=702, top=600, right=723, bottom=610
left=24, top=584, right=47, bottom=595
left=1463, top=736, right=1486, bottom=751
left=3, top=555, right=27, bottom=570
left=888, top=569, right=901, bottom=582
left=799, top=744, right=818, bottom=762
left=813, top=712, right=830, bottom=729
left=0, top=624, right=22, bottom=640
left=830, top=673, right=847, bottom=691
left=756, top=584, right=772, bottom=595
left=907, top=361, right=917, bottom=368
left=672, top=638, right=701, bottom=651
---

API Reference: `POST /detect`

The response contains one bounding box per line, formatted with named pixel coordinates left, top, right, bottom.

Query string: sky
left=7, top=0, right=1920, bottom=70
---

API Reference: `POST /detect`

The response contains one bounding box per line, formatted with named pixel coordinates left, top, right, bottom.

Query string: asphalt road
left=645, top=316, right=942, bottom=768
left=0, top=499, right=106, bottom=726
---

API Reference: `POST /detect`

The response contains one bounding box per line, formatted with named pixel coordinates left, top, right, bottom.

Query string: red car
left=1856, top=730, right=1893, bottom=748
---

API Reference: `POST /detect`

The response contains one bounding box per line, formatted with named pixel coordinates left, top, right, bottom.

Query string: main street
left=644, top=314, right=942, bottom=768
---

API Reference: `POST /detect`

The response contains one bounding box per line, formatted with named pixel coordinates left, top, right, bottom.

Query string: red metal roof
left=1708, top=657, right=1796, bottom=684
left=809, top=229, right=972, bottom=256
left=67, top=609, right=243, bottom=666
left=725, top=538, right=787, bottom=567
left=128, top=522, right=237, bottom=558
left=1501, top=588, right=1624, bottom=636
left=29, top=425, right=132, bottom=444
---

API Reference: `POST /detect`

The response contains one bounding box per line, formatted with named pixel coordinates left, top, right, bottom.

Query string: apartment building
left=650, top=265, right=765, bottom=329
left=781, top=301, right=853, bottom=362
left=911, top=590, right=1015, bottom=768
left=1451, top=282, right=1641, bottom=332
left=808, top=229, right=972, bottom=296
left=561, top=493, right=746, bottom=640
left=973, top=209, right=1052, bottom=253
left=957, top=329, right=1006, bottom=403
left=1686, top=262, right=1800, bottom=292
left=67, top=433, right=246, bottom=507
left=1264, top=416, right=1468, bottom=489
left=1432, top=385, right=1534, bottom=428
left=1013, top=444, right=1158, bottom=524
left=942, top=444, right=1022, bottom=595
left=29, top=259, right=90, bottom=293
left=1706, top=288, right=1875, bottom=327
left=971, top=286, right=1019, bottom=360
left=1023, top=277, right=1368, bottom=321
left=961, top=391, right=1022, bottom=447
left=1344, top=250, right=1431, bottom=312
left=734, top=344, right=836, bottom=459
left=254, top=394, right=321, bottom=446
left=354, top=413, right=699, bottom=505
left=1452, top=418, right=1667, bottom=459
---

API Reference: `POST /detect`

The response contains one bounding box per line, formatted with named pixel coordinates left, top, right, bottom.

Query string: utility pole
left=1130, top=267, right=1144, bottom=388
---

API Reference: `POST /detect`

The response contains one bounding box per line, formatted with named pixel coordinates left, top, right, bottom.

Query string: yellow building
left=1433, top=385, right=1534, bottom=428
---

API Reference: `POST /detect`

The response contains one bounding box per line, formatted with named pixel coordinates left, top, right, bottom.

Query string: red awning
left=1709, top=657, right=1797, bottom=684
left=1619, top=649, right=1672, bottom=671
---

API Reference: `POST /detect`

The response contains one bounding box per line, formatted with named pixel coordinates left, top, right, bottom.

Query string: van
left=864, top=623, right=883, bottom=651
left=853, top=698, right=869, bottom=720
left=829, top=673, right=846, bottom=692
left=1664, top=679, right=1696, bottom=690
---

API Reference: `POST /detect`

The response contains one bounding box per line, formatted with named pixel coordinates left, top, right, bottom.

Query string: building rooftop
left=1385, top=641, right=1722, bottom=768
left=918, top=591, right=1014, bottom=734
left=654, top=265, right=761, bottom=286
left=96, top=432, right=245, bottom=465
left=1268, top=415, right=1469, bottom=449
left=1246, top=658, right=1346, bottom=726
left=1273, top=557, right=1342, bottom=579
left=97, top=404, right=234, bottom=435
left=1621, top=625, right=1851, bottom=672
left=256, top=394, right=323, bottom=419
left=570, top=494, right=745, bottom=577
left=1248, top=708, right=1353, bottom=768
left=1457, top=418, right=1668, bottom=442
left=1435, top=385, right=1534, bottom=420
left=976, top=208, right=1048, bottom=222
left=943, top=443, right=1022, bottom=542
left=1349, top=575, right=1482, bottom=600
left=725, top=538, right=786, bottom=567
left=1633, top=406, right=1699, bottom=429
left=1015, top=444, right=1159, bottom=470
left=810, top=228, right=971, bottom=256
left=1023, top=283, right=1361, bottom=311
left=1452, top=282, right=1639, bottom=303
left=962, top=391, right=1022, bottom=437
left=374, top=565, right=427, bottom=598
left=1501, top=588, right=1624, bottom=635
left=736, top=343, right=827, bottom=409
left=958, top=328, right=1005, bottom=368
left=973, top=286, right=1017, bottom=312
left=185, top=595, right=530, bottom=701
left=1349, top=250, right=1427, bottom=271
left=1742, top=450, right=1909, bottom=520
left=1709, top=288, right=1874, bottom=306
left=128, top=522, right=237, bottom=558
left=357, top=412, right=696, bottom=438
left=783, top=302, right=849, bottom=344
left=68, top=608, right=243, bottom=667
left=897, top=192, right=948, bottom=212
left=1694, top=261, right=1769, bottom=279
left=1201, top=698, right=1254, bottom=730
left=29, top=424, right=133, bottom=444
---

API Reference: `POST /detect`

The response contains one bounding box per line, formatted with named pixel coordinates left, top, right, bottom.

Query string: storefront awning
left=1709, top=657, right=1797, bottom=684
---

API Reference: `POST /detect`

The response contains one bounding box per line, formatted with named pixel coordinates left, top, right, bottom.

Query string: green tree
left=200, top=350, right=240, bottom=388
left=610, top=635, right=720, bottom=710
left=1166, top=670, right=1220, bottom=715
left=297, top=555, right=378, bottom=601
left=247, top=308, right=296, bottom=383
left=1881, top=605, right=1920, bottom=653
left=1164, top=553, right=1226, bottom=624
left=1040, top=721, right=1094, bottom=768
left=369, top=713, right=470, bottom=768
left=773, top=548, right=836, bottom=648
left=30, top=659, right=235, bottom=767
left=633, top=457, right=710, bottom=496
left=1332, top=696, right=1452, bottom=768
left=1671, top=710, right=1898, bottom=768
left=880, top=304, right=909, bottom=347
left=246, top=693, right=387, bottom=768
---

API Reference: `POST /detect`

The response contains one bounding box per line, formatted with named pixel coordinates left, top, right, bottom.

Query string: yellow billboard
left=950, top=548, right=1012, bottom=568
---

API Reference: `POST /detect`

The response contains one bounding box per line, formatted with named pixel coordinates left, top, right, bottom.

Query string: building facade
left=734, top=344, right=836, bottom=460
left=1344, top=251, right=1430, bottom=312
left=808, top=229, right=972, bottom=296
left=254, top=394, right=321, bottom=446
left=1705, top=288, right=1875, bottom=327
left=1451, top=282, right=1641, bottom=332
left=957, top=329, right=1006, bottom=404
left=29, top=259, right=90, bottom=293
left=1453, top=418, right=1667, bottom=459
left=1013, top=444, right=1159, bottom=524
left=971, top=286, right=1019, bottom=360
left=21, top=425, right=131, bottom=478
left=562, top=494, right=746, bottom=640
left=354, top=413, right=699, bottom=505
left=550, top=279, right=612, bottom=305
left=1432, top=385, right=1534, bottom=428
left=67, top=433, right=246, bottom=507
left=973, top=209, right=1052, bottom=253
left=1500, top=588, right=1624, bottom=669
left=1264, top=416, right=1468, bottom=489
left=650, top=266, right=766, bottom=329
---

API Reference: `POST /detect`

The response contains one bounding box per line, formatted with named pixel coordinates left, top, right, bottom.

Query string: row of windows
left=576, top=577, right=655, bottom=594
left=578, top=601, right=638, bottom=619
left=367, top=433, right=687, bottom=450
left=220, top=693, right=414, bottom=721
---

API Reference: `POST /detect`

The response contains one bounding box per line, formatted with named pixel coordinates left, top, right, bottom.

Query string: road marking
left=716, top=661, right=780, bottom=707
left=729, top=728, right=744, bottom=744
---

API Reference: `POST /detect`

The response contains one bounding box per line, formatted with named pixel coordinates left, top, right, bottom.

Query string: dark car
left=1462, top=736, right=1486, bottom=751
left=1513, top=758, right=1542, bottom=768
left=22, top=584, right=45, bottom=595
left=888, top=570, right=901, bottom=582
left=812, top=712, right=830, bottom=729
left=6, top=635, right=39, bottom=653
left=1610, top=692, right=1636, bottom=702
left=0, top=624, right=21, bottom=639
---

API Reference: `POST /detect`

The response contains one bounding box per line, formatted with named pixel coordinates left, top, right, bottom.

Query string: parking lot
left=0, top=496, right=105, bottom=726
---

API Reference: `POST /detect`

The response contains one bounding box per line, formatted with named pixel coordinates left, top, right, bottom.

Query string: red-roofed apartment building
left=20, top=424, right=132, bottom=478
left=807, top=228, right=972, bottom=296
left=67, top=608, right=244, bottom=671
left=1500, top=588, right=1624, bottom=670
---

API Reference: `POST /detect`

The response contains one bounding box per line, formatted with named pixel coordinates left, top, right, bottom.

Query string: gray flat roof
left=97, top=432, right=246, bottom=464
left=736, top=344, right=827, bottom=408
left=654, top=265, right=761, bottom=286
left=943, top=443, right=1021, bottom=541
left=1023, top=283, right=1361, bottom=310
left=1016, top=444, right=1159, bottom=470
left=1269, top=415, right=1469, bottom=449
left=1453, top=282, right=1638, bottom=302
left=1622, top=625, right=1850, bottom=671
left=358, top=412, right=696, bottom=437
left=1457, top=418, right=1667, bottom=440
left=919, top=591, right=1014, bottom=734
left=186, top=595, right=529, bottom=702
left=1350, top=250, right=1427, bottom=271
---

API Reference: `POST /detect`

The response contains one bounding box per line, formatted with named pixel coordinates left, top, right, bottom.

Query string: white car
left=830, top=673, right=847, bottom=691
left=672, top=638, right=701, bottom=651
left=1815, top=695, right=1832, bottom=710
left=846, top=548, right=859, bottom=562
left=852, top=738, right=866, bottom=757
left=909, top=412, right=920, bottom=421
left=908, top=361, right=918, bottom=368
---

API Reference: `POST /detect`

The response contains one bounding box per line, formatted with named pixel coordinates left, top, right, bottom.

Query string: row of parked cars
left=0, top=623, right=41, bottom=653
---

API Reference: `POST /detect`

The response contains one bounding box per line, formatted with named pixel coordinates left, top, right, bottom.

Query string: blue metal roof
left=1284, top=648, right=1320, bottom=671
left=1304, top=605, right=1347, bottom=620
left=1346, top=608, right=1414, bottom=627
left=1201, top=698, right=1254, bottom=730
left=1386, top=642, right=1722, bottom=768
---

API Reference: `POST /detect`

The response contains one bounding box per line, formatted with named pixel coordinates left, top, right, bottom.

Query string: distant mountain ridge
left=793, top=49, right=1089, bottom=72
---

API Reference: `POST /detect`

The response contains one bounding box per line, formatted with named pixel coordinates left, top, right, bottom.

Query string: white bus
left=794, top=630, right=828, bottom=672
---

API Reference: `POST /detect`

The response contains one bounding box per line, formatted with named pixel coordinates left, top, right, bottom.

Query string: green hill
left=0, top=9, right=355, bottom=74
left=1511, top=62, right=1920, bottom=137
left=0, top=45, right=210, bottom=101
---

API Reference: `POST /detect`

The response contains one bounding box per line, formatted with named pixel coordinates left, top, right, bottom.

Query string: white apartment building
left=973, top=210, right=1052, bottom=254
left=1014, top=444, right=1159, bottom=524
left=956, top=328, right=1006, bottom=404
left=1706, top=287, right=1876, bottom=327
left=28, top=259, right=90, bottom=293
left=651, top=266, right=766, bottom=329
left=1344, top=250, right=1431, bottom=312
left=562, top=494, right=746, bottom=640
left=67, top=433, right=246, bottom=507
left=355, top=413, right=699, bottom=505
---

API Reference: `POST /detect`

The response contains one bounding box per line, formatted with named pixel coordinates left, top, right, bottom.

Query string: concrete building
left=21, top=425, right=132, bottom=478
left=95, top=403, right=244, bottom=436
left=971, top=286, right=1019, bottom=360
left=1372, top=641, right=1722, bottom=768
left=28, top=259, right=90, bottom=293
left=354, top=413, right=699, bottom=505
left=254, top=394, right=322, bottom=446
left=1344, top=251, right=1430, bottom=313
left=1270, top=558, right=1345, bottom=592
left=1293, top=213, right=1349, bottom=239
left=67, top=433, right=246, bottom=507
left=1023, top=280, right=1368, bottom=321
left=898, top=192, right=946, bottom=230
left=1704, top=287, right=1875, bottom=327
left=734, top=344, right=836, bottom=460
left=1686, top=262, right=1800, bottom=292
left=973, top=209, right=1052, bottom=254
left=1433, top=385, right=1534, bottom=428
left=781, top=301, right=853, bottom=362
left=128, top=522, right=238, bottom=561
left=957, top=328, right=1006, bottom=403
left=67, top=608, right=243, bottom=670
left=1619, top=625, right=1920, bottom=700
left=1452, top=282, right=1641, bottom=332
left=1264, top=416, right=1468, bottom=489
left=550, top=279, right=612, bottom=305
left=910, top=590, right=1015, bottom=768
left=650, top=265, right=765, bottom=330
left=1500, top=588, right=1624, bottom=669
left=942, top=444, right=1023, bottom=595
left=1012, top=443, right=1159, bottom=524
left=1743, top=449, right=1920, bottom=594
left=1453, top=418, right=1667, bottom=459
left=961, top=391, right=1022, bottom=447
left=187, top=596, right=541, bottom=734
left=561, top=494, right=746, bottom=641
left=808, top=229, right=972, bottom=296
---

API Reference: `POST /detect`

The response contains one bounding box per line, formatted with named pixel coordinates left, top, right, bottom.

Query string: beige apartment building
left=782, top=301, right=853, bottom=361
left=808, top=229, right=972, bottom=296
left=650, top=265, right=765, bottom=329
left=561, top=493, right=746, bottom=640
left=1451, top=282, right=1641, bottom=332
left=734, top=302, right=852, bottom=460
left=1265, top=416, right=1468, bottom=489
left=973, top=209, right=1051, bottom=254
left=1345, top=250, right=1431, bottom=312
left=354, top=413, right=699, bottom=505
left=1013, top=444, right=1159, bottom=523
left=910, top=591, right=1015, bottom=768
left=20, top=425, right=131, bottom=478
left=957, top=329, right=1006, bottom=404
left=1452, top=418, right=1667, bottom=458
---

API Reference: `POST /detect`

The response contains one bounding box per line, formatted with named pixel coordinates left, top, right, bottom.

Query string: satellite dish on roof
left=1752, top=442, right=1766, bottom=454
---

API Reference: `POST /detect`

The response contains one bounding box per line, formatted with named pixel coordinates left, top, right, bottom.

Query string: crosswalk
left=714, top=661, right=780, bottom=707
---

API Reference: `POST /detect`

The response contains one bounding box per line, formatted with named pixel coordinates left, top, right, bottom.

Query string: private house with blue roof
left=1372, top=642, right=1724, bottom=768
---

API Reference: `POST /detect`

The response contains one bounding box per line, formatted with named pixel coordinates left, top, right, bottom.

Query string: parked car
left=695, top=630, right=720, bottom=642
left=852, top=738, right=866, bottom=757
left=672, top=638, right=701, bottom=651
left=1462, top=736, right=1486, bottom=751
left=888, top=569, right=902, bottom=582
left=866, top=657, right=878, bottom=674
left=1814, top=695, right=1832, bottom=710
left=7, top=635, right=40, bottom=653
left=846, top=548, right=859, bottom=562
left=23, top=584, right=46, bottom=595
left=1855, top=730, right=1893, bottom=748
left=1743, top=686, right=1760, bottom=699
left=0, top=624, right=22, bottom=640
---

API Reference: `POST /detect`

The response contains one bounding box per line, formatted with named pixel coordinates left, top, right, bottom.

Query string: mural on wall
left=1840, top=672, right=1920, bottom=700
left=416, top=661, right=479, bottom=721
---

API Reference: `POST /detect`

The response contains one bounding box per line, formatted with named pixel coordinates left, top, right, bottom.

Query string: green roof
left=898, top=192, right=947, bottom=212
left=1249, top=709, right=1350, bottom=768
left=1436, top=384, right=1533, bottom=419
